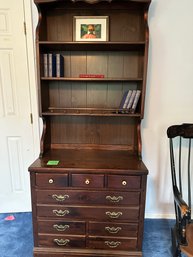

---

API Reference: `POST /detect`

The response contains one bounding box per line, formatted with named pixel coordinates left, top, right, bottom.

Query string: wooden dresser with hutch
left=29, top=0, right=151, bottom=256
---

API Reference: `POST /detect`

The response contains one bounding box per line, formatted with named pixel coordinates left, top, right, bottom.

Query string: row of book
left=42, top=53, right=64, bottom=77
left=119, top=90, right=141, bottom=113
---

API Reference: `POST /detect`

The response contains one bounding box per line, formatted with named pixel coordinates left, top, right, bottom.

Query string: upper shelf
left=39, top=41, right=146, bottom=51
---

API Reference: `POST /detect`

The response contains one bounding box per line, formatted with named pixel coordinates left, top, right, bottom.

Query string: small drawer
left=71, top=174, right=104, bottom=188
left=107, top=175, right=141, bottom=189
left=89, top=221, right=138, bottom=237
left=36, top=173, right=68, bottom=188
left=38, top=220, right=86, bottom=235
left=38, top=235, right=85, bottom=248
left=88, top=236, right=137, bottom=250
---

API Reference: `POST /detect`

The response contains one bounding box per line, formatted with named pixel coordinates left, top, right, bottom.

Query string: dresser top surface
left=29, top=149, right=148, bottom=174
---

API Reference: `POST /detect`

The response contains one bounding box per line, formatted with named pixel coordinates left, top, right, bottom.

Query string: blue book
left=119, top=91, right=129, bottom=112
left=48, top=53, right=56, bottom=77
left=56, top=54, right=64, bottom=77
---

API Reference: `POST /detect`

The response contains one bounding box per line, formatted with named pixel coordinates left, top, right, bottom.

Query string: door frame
left=23, top=0, right=40, bottom=158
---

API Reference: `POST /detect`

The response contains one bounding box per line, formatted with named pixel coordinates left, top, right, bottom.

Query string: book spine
left=119, top=91, right=128, bottom=110
left=48, top=53, right=56, bottom=77
left=123, top=90, right=132, bottom=109
left=43, top=53, right=48, bottom=77
left=56, top=54, right=64, bottom=77
left=130, top=90, right=141, bottom=113
left=126, top=90, right=137, bottom=111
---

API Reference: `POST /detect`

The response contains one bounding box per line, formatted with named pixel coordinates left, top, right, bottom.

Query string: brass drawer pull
left=105, top=211, right=122, bottom=219
left=105, top=241, right=121, bottom=248
left=85, top=179, right=90, bottom=185
left=106, top=195, right=123, bottom=203
left=122, top=180, right=127, bottom=186
left=53, top=238, right=70, bottom=246
left=53, top=224, right=70, bottom=231
left=105, top=226, right=122, bottom=234
left=52, top=194, right=69, bottom=201
left=49, top=179, right=54, bottom=184
left=53, top=209, right=70, bottom=217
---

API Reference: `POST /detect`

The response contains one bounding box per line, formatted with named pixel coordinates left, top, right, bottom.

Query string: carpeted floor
left=0, top=213, right=180, bottom=257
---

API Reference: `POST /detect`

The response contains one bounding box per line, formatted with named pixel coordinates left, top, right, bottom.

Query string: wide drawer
left=107, top=175, right=141, bottom=189
left=71, top=174, right=104, bottom=188
left=38, top=219, right=86, bottom=235
left=37, top=205, right=139, bottom=221
left=36, top=173, right=68, bottom=188
left=38, top=235, right=85, bottom=248
left=89, top=221, right=138, bottom=237
left=36, top=190, right=140, bottom=206
left=88, top=236, right=137, bottom=251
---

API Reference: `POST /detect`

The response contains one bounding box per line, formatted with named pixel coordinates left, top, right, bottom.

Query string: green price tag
left=47, top=160, right=59, bottom=165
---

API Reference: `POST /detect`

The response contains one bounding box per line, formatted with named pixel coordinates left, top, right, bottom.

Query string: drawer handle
left=85, top=179, right=90, bottom=185
left=52, top=194, right=69, bottom=202
left=122, top=180, right=127, bottom=186
left=105, top=241, right=121, bottom=248
left=53, top=238, right=70, bottom=246
left=53, top=210, right=70, bottom=217
left=53, top=224, right=70, bottom=232
left=106, top=195, right=123, bottom=203
left=105, top=211, right=122, bottom=219
left=49, top=179, right=54, bottom=184
left=105, top=226, right=122, bottom=234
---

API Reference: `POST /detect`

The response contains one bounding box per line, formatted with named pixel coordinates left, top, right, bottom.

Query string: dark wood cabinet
left=29, top=0, right=151, bottom=256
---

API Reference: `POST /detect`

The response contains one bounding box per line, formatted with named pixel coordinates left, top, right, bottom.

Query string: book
left=43, top=53, right=48, bottom=77
left=48, top=53, right=56, bottom=77
left=126, top=90, right=137, bottom=111
left=123, top=90, right=132, bottom=109
left=119, top=91, right=129, bottom=110
left=130, top=90, right=141, bottom=113
left=56, top=54, right=64, bottom=77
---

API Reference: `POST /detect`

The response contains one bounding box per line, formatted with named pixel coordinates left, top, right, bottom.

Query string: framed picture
left=73, top=16, right=109, bottom=42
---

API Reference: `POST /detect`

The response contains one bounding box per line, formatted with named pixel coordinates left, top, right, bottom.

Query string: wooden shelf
left=41, top=77, right=143, bottom=82
left=39, top=41, right=146, bottom=51
left=42, top=108, right=141, bottom=117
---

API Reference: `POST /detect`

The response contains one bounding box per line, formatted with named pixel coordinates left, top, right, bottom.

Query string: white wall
left=31, top=0, right=193, bottom=218
left=143, top=0, right=193, bottom=218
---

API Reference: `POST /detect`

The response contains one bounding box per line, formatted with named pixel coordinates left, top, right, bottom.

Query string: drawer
left=36, top=189, right=140, bottom=206
left=107, top=175, right=141, bottom=189
left=71, top=174, right=104, bottom=188
left=38, top=235, right=85, bottom=248
left=38, top=220, right=85, bottom=235
left=36, top=173, right=68, bottom=188
left=89, top=221, right=138, bottom=237
left=88, top=236, right=137, bottom=251
left=37, top=205, right=139, bottom=221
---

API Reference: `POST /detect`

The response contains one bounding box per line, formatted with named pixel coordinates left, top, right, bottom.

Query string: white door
left=0, top=0, right=36, bottom=212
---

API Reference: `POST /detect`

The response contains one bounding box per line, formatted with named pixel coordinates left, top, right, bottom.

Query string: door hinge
left=30, top=113, right=33, bottom=124
left=24, top=22, right=27, bottom=35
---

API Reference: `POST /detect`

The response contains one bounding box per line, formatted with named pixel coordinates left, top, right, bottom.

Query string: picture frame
left=73, top=16, right=109, bottom=42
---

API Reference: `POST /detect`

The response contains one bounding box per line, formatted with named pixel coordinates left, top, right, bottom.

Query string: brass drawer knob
left=49, top=179, right=54, bottom=184
left=106, top=195, right=123, bottom=203
left=85, top=179, right=90, bottom=185
left=122, top=180, right=127, bottom=186
left=52, top=194, right=69, bottom=202
left=105, top=211, right=122, bottom=219
left=105, top=241, right=121, bottom=248
left=53, top=238, right=70, bottom=246
left=53, top=224, right=70, bottom=232
left=53, top=209, right=70, bottom=217
left=105, top=226, right=122, bottom=234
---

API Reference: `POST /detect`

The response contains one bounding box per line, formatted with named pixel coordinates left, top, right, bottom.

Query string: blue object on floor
left=0, top=213, right=185, bottom=257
